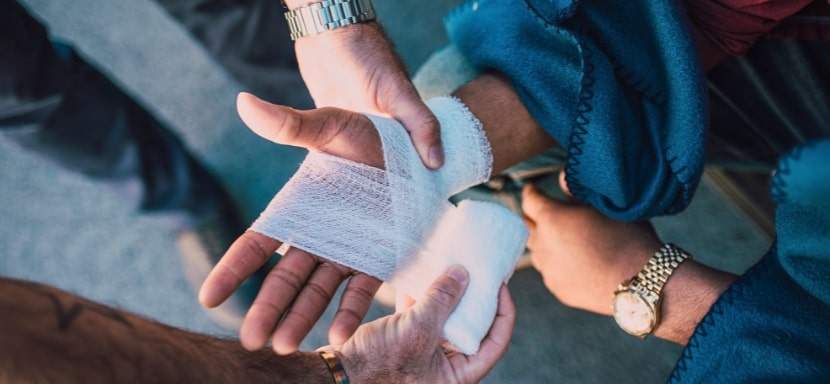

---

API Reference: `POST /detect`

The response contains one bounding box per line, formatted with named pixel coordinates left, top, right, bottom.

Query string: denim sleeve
left=669, top=251, right=830, bottom=383
left=445, top=0, right=707, bottom=221
left=670, top=140, right=830, bottom=382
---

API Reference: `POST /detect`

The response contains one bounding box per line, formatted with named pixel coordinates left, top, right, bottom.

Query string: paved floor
left=2, top=0, right=771, bottom=382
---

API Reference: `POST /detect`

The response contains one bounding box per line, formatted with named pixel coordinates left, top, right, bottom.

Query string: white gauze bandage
left=251, top=97, right=528, bottom=354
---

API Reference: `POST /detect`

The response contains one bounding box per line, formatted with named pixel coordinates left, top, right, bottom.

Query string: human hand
left=200, top=93, right=386, bottom=354
left=286, top=2, right=443, bottom=169
left=335, top=266, right=515, bottom=384
left=521, top=181, right=660, bottom=315
left=522, top=175, right=738, bottom=344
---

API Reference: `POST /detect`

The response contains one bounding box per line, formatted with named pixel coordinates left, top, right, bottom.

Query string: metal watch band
left=632, top=243, right=691, bottom=296
left=319, top=350, right=350, bottom=384
left=285, top=0, right=376, bottom=41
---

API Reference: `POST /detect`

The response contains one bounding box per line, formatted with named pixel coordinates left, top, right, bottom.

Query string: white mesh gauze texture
left=251, top=97, right=528, bottom=354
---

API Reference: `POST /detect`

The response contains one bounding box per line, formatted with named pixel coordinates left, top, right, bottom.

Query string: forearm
left=0, top=278, right=331, bottom=384
left=454, top=73, right=557, bottom=174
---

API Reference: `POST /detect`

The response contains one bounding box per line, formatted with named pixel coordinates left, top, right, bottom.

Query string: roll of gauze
left=389, top=199, right=526, bottom=354
left=251, top=97, right=528, bottom=354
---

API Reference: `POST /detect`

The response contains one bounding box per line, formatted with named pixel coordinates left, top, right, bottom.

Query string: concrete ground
left=2, top=0, right=770, bottom=382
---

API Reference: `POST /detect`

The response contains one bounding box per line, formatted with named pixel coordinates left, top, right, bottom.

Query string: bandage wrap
left=251, top=97, right=528, bottom=354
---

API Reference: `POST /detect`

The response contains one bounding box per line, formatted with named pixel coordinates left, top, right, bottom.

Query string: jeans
left=0, top=0, right=308, bottom=213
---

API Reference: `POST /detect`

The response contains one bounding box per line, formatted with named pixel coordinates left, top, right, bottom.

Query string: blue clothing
left=446, top=0, right=707, bottom=221
left=444, top=1, right=830, bottom=379
left=670, top=140, right=830, bottom=382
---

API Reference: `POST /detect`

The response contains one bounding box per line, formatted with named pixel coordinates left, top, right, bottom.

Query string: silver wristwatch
left=284, top=0, right=376, bottom=41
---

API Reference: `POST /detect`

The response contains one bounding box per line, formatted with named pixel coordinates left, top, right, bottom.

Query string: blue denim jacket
left=446, top=1, right=830, bottom=380
left=670, top=140, right=830, bottom=382
left=446, top=0, right=707, bottom=221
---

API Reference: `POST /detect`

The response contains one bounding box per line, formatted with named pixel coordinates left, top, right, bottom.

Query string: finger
left=237, top=92, right=384, bottom=168
left=559, top=169, right=574, bottom=199
left=271, top=261, right=350, bottom=354
left=236, top=92, right=352, bottom=150
left=526, top=218, right=539, bottom=251
left=522, top=184, right=573, bottom=221
left=382, top=81, right=443, bottom=169
left=521, top=184, right=552, bottom=221
left=413, top=265, right=469, bottom=327
left=394, top=291, right=415, bottom=314
left=238, top=92, right=309, bottom=147
left=199, top=231, right=281, bottom=308
left=239, top=247, right=316, bottom=351
left=328, top=273, right=383, bottom=346
left=463, top=285, right=516, bottom=379
left=522, top=214, right=537, bottom=233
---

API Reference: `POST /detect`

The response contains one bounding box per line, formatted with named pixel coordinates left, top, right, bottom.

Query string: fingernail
left=238, top=91, right=255, bottom=101
left=428, top=145, right=444, bottom=168
left=447, top=265, right=468, bottom=283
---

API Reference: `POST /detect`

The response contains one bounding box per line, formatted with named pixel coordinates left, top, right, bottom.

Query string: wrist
left=611, top=243, right=736, bottom=344
left=653, top=260, right=737, bottom=345
left=453, top=74, right=556, bottom=174
left=307, top=352, right=338, bottom=384
left=320, top=350, right=351, bottom=384
left=337, top=346, right=367, bottom=383
left=238, top=351, right=333, bottom=384
left=284, top=0, right=379, bottom=41
left=292, top=21, right=382, bottom=48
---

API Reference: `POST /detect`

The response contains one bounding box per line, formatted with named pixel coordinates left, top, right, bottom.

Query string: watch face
left=613, top=291, right=655, bottom=336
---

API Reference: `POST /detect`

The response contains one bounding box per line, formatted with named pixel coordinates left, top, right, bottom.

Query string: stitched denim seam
left=586, top=30, right=692, bottom=215
left=770, top=142, right=818, bottom=205
left=668, top=245, right=771, bottom=382
left=517, top=0, right=592, bottom=202
left=520, top=0, right=574, bottom=37
left=528, top=2, right=694, bottom=215
left=563, top=32, right=594, bottom=203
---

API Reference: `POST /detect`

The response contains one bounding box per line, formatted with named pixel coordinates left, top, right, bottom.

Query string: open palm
left=199, top=92, right=386, bottom=353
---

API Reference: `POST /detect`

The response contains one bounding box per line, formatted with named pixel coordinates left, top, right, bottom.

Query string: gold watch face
left=612, top=290, right=656, bottom=337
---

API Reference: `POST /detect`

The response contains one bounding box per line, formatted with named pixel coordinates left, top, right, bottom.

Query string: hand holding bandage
left=201, top=94, right=527, bottom=355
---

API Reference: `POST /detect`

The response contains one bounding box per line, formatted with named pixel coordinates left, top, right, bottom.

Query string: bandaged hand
left=202, top=91, right=527, bottom=356
left=200, top=93, right=387, bottom=354
left=248, top=94, right=526, bottom=354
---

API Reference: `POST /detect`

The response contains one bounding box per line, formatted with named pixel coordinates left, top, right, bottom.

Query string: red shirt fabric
left=683, top=0, right=830, bottom=69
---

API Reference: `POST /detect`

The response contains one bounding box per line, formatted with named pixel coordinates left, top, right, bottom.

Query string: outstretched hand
left=199, top=93, right=386, bottom=354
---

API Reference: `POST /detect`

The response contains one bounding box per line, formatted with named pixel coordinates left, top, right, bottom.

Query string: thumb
left=381, top=82, right=443, bottom=169
left=558, top=170, right=574, bottom=199
left=412, top=265, right=469, bottom=328
left=521, top=184, right=566, bottom=221
left=237, top=92, right=383, bottom=168
left=236, top=92, right=357, bottom=150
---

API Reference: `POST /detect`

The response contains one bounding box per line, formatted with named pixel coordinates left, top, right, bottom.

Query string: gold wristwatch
left=612, top=243, right=691, bottom=338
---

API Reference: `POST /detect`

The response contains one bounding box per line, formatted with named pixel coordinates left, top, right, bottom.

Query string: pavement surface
left=2, top=0, right=771, bottom=382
